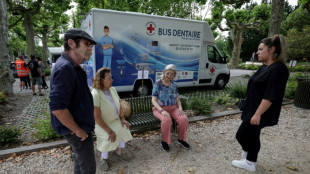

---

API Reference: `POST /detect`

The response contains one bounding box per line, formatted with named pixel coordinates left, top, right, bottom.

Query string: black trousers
left=42, top=76, right=47, bottom=88
left=64, top=132, right=96, bottom=174
left=25, top=75, right=31, bottom=88
left=236, top=121, right=264, bottom=162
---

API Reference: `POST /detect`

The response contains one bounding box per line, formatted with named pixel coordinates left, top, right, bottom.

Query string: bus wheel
left=215, top=76, right=226, bottom=89
left=134, top=81, right=151, bottom=97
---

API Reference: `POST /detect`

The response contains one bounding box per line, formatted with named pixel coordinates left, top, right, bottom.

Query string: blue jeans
left=64, top=132, right=96, bottom=174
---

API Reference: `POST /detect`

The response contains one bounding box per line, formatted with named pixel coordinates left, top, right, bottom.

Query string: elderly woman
left=92, top=68, right=133, bottom=171
left=152, top=64, right=190, bottom=152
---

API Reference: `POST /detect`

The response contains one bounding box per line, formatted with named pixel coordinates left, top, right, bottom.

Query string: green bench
left=123, top=96, right=159, bottom=131
left=123, top=95, right=188, bottom=132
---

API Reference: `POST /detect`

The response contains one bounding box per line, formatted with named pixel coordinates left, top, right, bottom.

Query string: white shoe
left=232, top=159, right=256, bottom=172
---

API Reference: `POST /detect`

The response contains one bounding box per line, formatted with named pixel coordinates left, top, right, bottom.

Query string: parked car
left=10, top=62, right=18, bottom=78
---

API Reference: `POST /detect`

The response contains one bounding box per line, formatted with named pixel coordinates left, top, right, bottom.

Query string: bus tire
left=133, top=80, right=152, bottom=97
left=215, top=75, right=227, bottom=89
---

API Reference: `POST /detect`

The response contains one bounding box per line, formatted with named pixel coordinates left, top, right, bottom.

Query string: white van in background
left=48, top=47, right=63, bottom=70
left=81, top=9, right=230, bottom=96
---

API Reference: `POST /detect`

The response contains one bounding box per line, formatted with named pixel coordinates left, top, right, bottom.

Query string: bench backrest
left=123, top=95, right=153, bottom=116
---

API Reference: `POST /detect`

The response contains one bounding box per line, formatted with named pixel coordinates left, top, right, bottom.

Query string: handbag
left=238, top=98, right=246, bottom=111
left=120, top=99, right=131, bottom=119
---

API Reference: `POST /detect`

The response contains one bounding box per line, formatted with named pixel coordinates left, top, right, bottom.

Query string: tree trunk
left=23, top=13, right=36, bottom=55
left=102, top=0, right=105, bottom=9
left=230, top=29, right=244, bottom=69
left=268, top=0, right=284, bottom=37
left=0, top=0, right=14, bottom=94
left=42, top=31, right=49, bottom=69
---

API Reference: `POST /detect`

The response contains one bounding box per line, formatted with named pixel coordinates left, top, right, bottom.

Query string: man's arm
left=52, top=109, right=88, bottom=141
left=37, top=67, right=42, bottom=76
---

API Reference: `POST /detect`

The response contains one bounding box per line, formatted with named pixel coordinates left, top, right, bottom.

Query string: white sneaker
left=232, top=159, right=256, bottom=172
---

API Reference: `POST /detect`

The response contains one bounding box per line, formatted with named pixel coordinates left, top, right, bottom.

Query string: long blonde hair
left=92, top=68, right=111, bottom=89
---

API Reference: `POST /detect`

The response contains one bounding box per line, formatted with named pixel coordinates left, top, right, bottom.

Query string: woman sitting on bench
left=151, top=64, right=190, bottom=152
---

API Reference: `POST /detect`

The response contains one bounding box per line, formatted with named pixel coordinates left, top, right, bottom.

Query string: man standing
left=15, top=55, right=28, bottom=91
left=28, top=55, right=44, bottom=96
left=49, top=29, right=97, bottom=174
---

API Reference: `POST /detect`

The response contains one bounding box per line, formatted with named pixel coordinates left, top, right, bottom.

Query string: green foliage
left=238, top=63, right=246, bottom=69
left=188, top=98, right=213, bottom=115
left=0, top=92, right=6, bottom=103
left=281, top=8, right=310, bottom=35
left=215, top=93, right=238, bottom=107
left=33, top=112, right=60, bottom=140
left=292, top=65, right=309, bottom=72
left=285, top=73, right=305, bottom=99
left=286, top=26, right=310, bottom=61
left=74, top=0, right=204, bottom=28
left=45, top=69, right=51, bottom=76
left=0, top=126, right=22, bottom=146
left=246, top=64, right=260, bottom=70
left=229, top=81, right=247, bottom=99
left=216, top=35, right=232, bottom=57
left=7, top=0, right=71, bottom=57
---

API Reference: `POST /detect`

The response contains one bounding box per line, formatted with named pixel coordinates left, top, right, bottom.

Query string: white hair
left=161, top=64, right=177, bottom=80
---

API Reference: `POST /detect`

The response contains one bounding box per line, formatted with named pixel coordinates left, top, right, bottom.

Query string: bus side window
left=207, top=46, right=219, bottom=63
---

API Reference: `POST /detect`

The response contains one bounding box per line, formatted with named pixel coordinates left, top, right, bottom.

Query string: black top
left=28, top=59, right=40, bottom=77
left=49, top=52, right=94, bottom=135
left=241, top=62, right=289, bottom=127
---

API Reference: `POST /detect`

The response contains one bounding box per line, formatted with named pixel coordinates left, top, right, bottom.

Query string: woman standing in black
left=232, top=35, right=289, bottom=172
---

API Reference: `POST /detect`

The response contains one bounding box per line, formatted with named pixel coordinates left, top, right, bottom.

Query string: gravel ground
left=1, top=104, right=309, bottom=174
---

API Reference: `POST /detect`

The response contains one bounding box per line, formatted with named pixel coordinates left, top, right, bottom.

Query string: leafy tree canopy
left=286, top=26, right=310, bottom=60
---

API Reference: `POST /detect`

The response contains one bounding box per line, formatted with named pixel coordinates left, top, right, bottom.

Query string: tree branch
left=9, top=16, right=23, bottom=28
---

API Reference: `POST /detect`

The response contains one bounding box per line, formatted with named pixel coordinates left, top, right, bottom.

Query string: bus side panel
left=89, top=9, right=207, bottom=90
left=81, top=12, right=95, bottom=87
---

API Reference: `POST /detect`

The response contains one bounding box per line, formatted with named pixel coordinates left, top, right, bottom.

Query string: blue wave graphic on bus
left=115, top=39, right=200, bottom=71
left=94, top=33, right=200, bottom=86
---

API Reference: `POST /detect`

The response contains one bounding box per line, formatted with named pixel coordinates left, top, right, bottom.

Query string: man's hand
left=74, top=128, right=88, bottom=141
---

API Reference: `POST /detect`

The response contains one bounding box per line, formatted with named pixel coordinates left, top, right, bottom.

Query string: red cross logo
left=147, top=24, right=155, bottom=34
left=89, top=20, right=91, bottom=28
left=210, top=66, right=215, bottom=74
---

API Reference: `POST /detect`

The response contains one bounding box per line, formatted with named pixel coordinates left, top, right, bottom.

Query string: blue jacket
left=49, top=52, right=94, bottom=135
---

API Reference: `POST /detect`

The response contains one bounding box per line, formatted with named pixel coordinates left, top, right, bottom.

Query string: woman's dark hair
left=30, top=54, right=36, bottom=60
left=260, top=35, right=287, bottom=63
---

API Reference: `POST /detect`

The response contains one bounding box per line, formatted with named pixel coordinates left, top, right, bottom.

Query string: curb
left=0, top=101, right=293, bottom=159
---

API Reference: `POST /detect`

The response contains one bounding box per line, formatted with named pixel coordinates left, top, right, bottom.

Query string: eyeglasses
left=165, top=72, right=175, bottom=76
left=81, top=40, right=93, bottom=48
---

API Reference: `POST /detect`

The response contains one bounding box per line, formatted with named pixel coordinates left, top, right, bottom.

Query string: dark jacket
left=49, top=52, right=94, bottom=135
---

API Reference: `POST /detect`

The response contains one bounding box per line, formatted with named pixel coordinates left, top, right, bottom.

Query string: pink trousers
left=153, top=105, right=188, bottom=144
